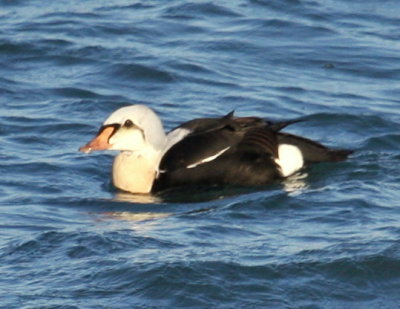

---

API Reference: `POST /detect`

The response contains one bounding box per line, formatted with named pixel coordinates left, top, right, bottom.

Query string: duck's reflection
left=114, top=191, right=162, bottom=204
left=103, top=211, right=171, bottom=222
left=103, top=187, right=226, bottom=222
left=96, top=192, right=171, bottom=222
left=99, top=175, right=310, bottom=223
left=281, top=172, right=309, bottom=194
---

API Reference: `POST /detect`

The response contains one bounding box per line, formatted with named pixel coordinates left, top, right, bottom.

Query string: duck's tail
left=277, top=132, right=353, bottom=163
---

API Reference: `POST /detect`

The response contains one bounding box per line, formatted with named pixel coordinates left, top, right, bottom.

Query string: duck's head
left=79, top=105, right=166, bottom=154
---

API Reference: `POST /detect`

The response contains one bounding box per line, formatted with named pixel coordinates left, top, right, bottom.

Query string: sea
left=1, top=0, right=400, bottom=308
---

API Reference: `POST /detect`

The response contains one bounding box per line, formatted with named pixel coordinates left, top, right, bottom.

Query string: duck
left=79, top=105, right=352, bottom=194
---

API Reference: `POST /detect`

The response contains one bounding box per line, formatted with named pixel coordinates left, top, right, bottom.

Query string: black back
left=152, top=113, right=353, bottom=192
left=153, top=114, right=283, bottom=192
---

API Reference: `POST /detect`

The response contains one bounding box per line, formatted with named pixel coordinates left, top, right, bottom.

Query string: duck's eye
left=124, top=119, right=134, bottom=128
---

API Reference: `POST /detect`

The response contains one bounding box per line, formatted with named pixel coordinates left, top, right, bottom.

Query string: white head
left=79, top=105, right=167, bottom=154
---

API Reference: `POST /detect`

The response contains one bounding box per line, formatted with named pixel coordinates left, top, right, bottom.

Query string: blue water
left=1, top=1, right=400, bottom=308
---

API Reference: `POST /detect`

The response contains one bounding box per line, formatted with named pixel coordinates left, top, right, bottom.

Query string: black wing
left=154, top=120, right=286, bottom=192
left=161, top=113, right=271, bottom=172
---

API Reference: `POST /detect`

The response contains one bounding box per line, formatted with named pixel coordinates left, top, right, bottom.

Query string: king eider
left=79, top=105, right=352, bottom=194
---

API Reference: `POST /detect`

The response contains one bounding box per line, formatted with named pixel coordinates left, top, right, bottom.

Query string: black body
left=151, top=112, right=352, bottom=192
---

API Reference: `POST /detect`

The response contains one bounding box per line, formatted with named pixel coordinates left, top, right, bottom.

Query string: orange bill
left=79, top=126, right=116, bottom=153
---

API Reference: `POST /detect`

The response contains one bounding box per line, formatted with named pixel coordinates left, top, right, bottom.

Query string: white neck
left=112, top=148, right=162, bottom=193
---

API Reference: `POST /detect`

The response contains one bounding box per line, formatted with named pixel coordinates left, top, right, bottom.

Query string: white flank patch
left=186, top=146, right=231, bottom=169
left=275, top=144, right=304, bottom=177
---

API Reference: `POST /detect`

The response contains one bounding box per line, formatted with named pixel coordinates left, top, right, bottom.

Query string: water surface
left=1, top=1, right=400, bottom=308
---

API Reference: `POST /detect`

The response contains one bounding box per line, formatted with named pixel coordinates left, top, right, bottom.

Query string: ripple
left=108, top=63, right=176, bottom=83
left=0, top=40, right=43, bottom=57
left=51, top=87, right=100, bottom=99
left=163, top=2, right=242, bottom=19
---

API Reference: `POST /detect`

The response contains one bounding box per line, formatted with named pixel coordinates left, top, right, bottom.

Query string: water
left=1, top=0, right=400, bottom=308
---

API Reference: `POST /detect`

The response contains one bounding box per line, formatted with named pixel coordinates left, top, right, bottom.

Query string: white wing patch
left=186, top=146, right=231, bottom=169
